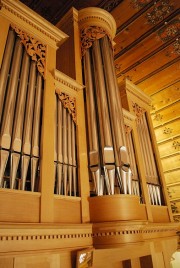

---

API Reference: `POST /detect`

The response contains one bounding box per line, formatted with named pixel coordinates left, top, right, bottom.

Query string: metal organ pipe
left=0, top=28, right=43, bottom=191
left=83, top=34, right=132, bottom=196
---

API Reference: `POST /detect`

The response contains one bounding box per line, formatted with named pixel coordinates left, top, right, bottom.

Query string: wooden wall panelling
left=120, top=41, right=180, bottom=84
left=150, top=81, right=180, bottom=111
left=137, top=61, right=180, bottom=96
left=165, top=169, right=180, bottom=185
left=154, top=119, right=180, bottom=143
left=152, top=101, right=180, bottom=128
left=157, top=137, right=180, bottom=158
left=114, top=1, right=180, bottom=55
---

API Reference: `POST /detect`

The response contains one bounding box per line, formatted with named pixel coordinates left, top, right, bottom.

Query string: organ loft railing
left=0, top=26, right=44, bottom=192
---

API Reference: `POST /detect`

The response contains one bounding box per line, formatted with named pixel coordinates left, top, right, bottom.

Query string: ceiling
left=20, top=0, right=180, bottom=220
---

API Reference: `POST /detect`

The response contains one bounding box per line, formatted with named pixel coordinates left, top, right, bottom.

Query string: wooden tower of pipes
left=0, top=1, right=178, bottom=267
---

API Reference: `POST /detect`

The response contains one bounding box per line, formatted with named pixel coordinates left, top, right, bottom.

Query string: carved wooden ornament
left=80, top=26, right=112, bottom=57
left=132, top=102, right=146, bottom=121
left=11, top=24, right=46, bottom=78
left=58, top=92, right=76, bottom=123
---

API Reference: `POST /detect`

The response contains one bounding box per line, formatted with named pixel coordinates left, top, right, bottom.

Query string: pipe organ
left=54, top=93, right=78, bottom=196
left=82, top=33, right=132, bottom=196
left=0, top=2, right=178, bottom=268
left=132, top=103, right=162, bottom=206
left=0, top=26, right=43, bottom=192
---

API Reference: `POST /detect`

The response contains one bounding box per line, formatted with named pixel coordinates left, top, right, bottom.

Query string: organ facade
left=0, top=1, right=178, bottom=267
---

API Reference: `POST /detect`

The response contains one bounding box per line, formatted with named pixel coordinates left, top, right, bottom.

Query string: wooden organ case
left=0, top=1, right=179, bottom=268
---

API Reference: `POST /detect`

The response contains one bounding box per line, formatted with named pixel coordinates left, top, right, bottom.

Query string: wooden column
left=40, top=46, right=56, bottom=223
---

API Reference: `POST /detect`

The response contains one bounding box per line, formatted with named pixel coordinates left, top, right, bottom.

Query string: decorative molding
left=100, top=0, right=123, bottom=13
left=58, top=92, right=76, bottom=123
left=78, top=7, right=116, bottom=43
left=0, top=0, right=68, bottom=48
left=80, top=26, right=111, bottom=57
left=146, top=0, right=174, bottom=25
left=11, top=24, right=46, bottom=78
left=157, top=18, right=180, bottom=42
left=130, top=0, right=151, bottom=10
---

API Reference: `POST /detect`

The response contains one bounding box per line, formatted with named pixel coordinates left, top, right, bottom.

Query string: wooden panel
left=112, top=0, right=152, bottom=29
left=150, top=81, right=180, bottom=111
left=0, top=189, right=40, bottom=223
left=137, top=61, right=180, bottom=96
left=89, top=195, right=147, bottom=222
left=157, top=137, right=179, bottom=158
left=152, top=102, right=180, bottom=128
left=122, top=41, right=180, bottom=84
left=154, top=119, right=180, bottom=143
left=165, top=169, right=180, bottom=185
left=14, top=254, right=60, bottom=268
left=168, top=185, right=180, bottom=199
left=54, top=195, right=81, bottom=223
left=161, top=155, right=180, bottom=172
left=0, top=258, right=13, bottom=268
left=151, top=206, right=170, bottom=222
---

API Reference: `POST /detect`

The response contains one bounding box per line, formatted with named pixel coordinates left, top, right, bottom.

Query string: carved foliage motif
left=165, top=39, right=180, bottom=57
left=132, top=102, right=146, bottom=120
left=157, top=19, right=180, bottom=42
left=58, top=92, right=76, bottom=123
left=80, top=26, right=111, bottom=57
left=11, top=24, right=46, bottom=78
left=146, top=0, right=174, bottom=25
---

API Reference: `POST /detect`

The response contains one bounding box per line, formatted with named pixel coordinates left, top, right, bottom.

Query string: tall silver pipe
left=84, top=50, right=101, bottom=195
left=0, top=29, right=15, bottom=122
left=72, top=121, right=77, bottom=196
left=62, top=107, right=68, bottom=195
left=31, top=73, right=42, bottom=157
left=67, top=112, right=73, bottom=195
left=0, top=38, right=23, bottom=150
left=22, top=61, right=36, bottom=155
left=12, top=51, right=30, bottom=152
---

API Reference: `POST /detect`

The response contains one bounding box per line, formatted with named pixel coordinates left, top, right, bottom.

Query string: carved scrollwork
left=80, top=26, right=112, bottom=57
left=58, top=92, right=76, bottom=123
left=11, top=24, right=46, bottom=78
left=132, top=102, right=146, bottom=119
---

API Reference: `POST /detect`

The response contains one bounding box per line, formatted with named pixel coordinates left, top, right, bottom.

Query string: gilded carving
left=146, top=0, right=174, bottom=25
left=163, top=127, right=173, bottom=134
left=11, top=24, right=46, bottom=78
left=153, top=113, right=163, bottom=121
left=172, top=140, right=180, bottom=150
left=58, top=92, right=76, bottom=123
left=165, top=39, right=180, bottom=57
left=80, top=26, right=112, bottom=57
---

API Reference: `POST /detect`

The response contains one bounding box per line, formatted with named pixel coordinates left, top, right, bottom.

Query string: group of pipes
left=54, top=96, right=77, bottom=196
left=83, top=36, right=132, bottom=196
left=136, top=112, right=161, bottom=205
left=0, top=28, right=42, bottom=191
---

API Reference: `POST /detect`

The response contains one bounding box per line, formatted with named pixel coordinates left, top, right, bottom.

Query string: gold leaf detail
left=11, top=24, right=46, bottom=78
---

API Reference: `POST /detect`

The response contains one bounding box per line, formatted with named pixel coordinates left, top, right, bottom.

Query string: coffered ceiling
left=20, top=0, right=180, bottom=220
